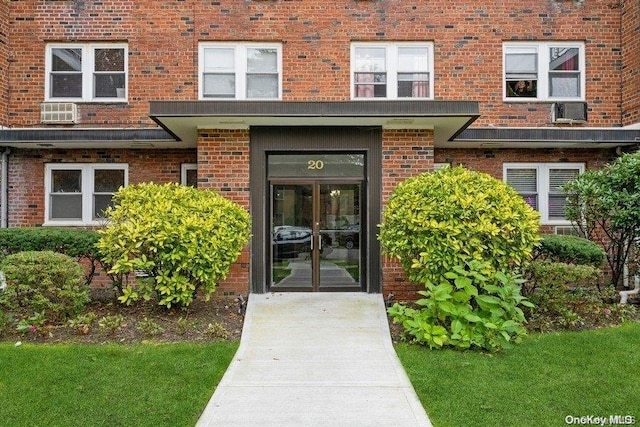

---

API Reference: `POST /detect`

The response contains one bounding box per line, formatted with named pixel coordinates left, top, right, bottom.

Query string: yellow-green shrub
left=379, top=166, right=540, bottom=284
left=97, top=183, right=251, bottom=308
left=380, top=167, right=540, bottom=351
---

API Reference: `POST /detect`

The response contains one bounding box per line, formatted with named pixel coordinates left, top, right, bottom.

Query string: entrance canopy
left=149, top=100, right=480, bottom=146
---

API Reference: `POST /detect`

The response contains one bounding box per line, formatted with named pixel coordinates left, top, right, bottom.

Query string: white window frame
left=350, top=42, right=435, bottom=100
left=181, top=163, right=197, bottom=187
left=45, top=43, right=128, bottom=102
left=198, top=42, right=282, bottom=100
left=44, top=163, right=128, bottom=226
left=503, top=163, right=584, bottom=225
left=503, top=42, right=585, bottom=102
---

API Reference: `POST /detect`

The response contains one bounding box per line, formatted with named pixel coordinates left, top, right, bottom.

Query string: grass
left=0, top=341, right=238, bottom=427
left=396, top=322, right=640, bottom=427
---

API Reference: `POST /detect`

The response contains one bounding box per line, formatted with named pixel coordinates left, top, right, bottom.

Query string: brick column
left=381, top=129, right=434, bottom=301
left=198, top=129, right=251, bottom=297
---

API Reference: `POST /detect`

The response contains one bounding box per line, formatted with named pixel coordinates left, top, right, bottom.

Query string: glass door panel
left=318, top=183, right=362, bottom=291
left=269, top=181, right=363, bottom=292
left=270, top=184, right=314, bottom=291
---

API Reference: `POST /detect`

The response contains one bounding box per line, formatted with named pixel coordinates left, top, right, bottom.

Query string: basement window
left=504, top=163, right=583, bottom=224
left=45, top=163, right=128, bottom=226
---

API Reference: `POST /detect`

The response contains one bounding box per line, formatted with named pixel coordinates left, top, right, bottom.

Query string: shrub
left=534, top=234, right=606, bottom=267
left=0, top=309, right=15, bottom=337
left=388, top=260, right=533, bottom=352
left=521, top=260, right=629, bottom=332
left=0, top=227, right=101, bottom=285
left=523, top=261, right=602, bottom=296
left=137, top=317, right=164, bottom=337
left=380, top=167, right=540, bottom=351
left=379, top=166, right=540, bottom=286
left=0, top=251, right=89, bottom=322
left=205, top=322, right=230, bottom=340
left=97, top=182, right=251, bottom=308
left=67, top=312, right=97, bottom=335
left=98, top=314, right=125, bottom=335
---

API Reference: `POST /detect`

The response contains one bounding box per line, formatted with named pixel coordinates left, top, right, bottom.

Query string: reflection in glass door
left=318, top=183, right=361, bottom=291
left=269, top=182, right=362, bottom=292
left=271, top=184, right=314, bottom=290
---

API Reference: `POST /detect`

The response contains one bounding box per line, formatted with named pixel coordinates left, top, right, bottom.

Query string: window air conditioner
left=552, top=102, right=587, bottom=123
left=41, top=103, right=78, bottom=124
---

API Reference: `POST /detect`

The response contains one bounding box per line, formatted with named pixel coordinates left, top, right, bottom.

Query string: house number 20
left=307, top=160, right=324, bottom=170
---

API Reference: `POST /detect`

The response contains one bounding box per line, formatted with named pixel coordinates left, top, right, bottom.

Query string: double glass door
left=270, top=181, right=363, bottom=292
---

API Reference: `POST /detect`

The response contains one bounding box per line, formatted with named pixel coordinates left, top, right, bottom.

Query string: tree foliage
left=97, top=183, right=251, bottom=308
left=564, top=152, right=640, bottom=288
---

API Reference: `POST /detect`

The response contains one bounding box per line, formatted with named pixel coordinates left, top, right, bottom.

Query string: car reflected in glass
left=272, top=226, right=332, bottom=260
left=335, top=224, right=359, bottom=249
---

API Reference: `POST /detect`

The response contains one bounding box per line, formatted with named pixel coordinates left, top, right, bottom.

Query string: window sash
left=503, top=43, right=584, bottom=101
left=181, top=164, right=198, bottom=188
left=504, top=164, right=583, bottom=224
left=352, top=43, right=433, bottom=100
left=46, top=164, right=127, bottom=225
left=199, top=43, right=281, bottom=100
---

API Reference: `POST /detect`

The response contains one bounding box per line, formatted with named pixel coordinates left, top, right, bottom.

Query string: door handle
left=318, top=234, right=322, bottom=251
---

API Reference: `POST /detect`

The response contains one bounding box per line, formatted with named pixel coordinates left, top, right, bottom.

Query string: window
left=199, top=43, right=282, bottom=100
left=351, top=42, right=434, bottom=100
left=45, top=164, right=128, bottom=225
left=504, top=163, right=583, bottom=224
left=181, top=163, right=197, bottom=187
left=45, top=43, right=128, bottom=102
left=504, top=42, right=584, bottom=101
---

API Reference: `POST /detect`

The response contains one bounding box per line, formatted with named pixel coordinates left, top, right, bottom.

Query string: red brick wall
left=0, top=0, right=8, bottom=126
left=381, top=129, right=434, bottom=300
left=7, top=148, right=196, bottom=227
left=435, top=147, right=618, bottom=179
left=622, top=0, right=640, bottom=125
left=5, top=0, right=627, bottom=128
left=198, top=129, right=251, bottom=296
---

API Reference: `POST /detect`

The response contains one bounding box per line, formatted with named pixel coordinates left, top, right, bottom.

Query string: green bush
left=0, top=227, right=101, bottom=285
left=0, top=251, right=89, bottom=323
left=521, top=260, right=628, bottom=331
left=534, top=234, right=606, bottom=267
left=379, top=166, right=540, bottom=285
left=388, top=260, right=533, bottom=352
left=97, top=182, right=251, bottom=308
left=523, top=260, right=602, bottom=295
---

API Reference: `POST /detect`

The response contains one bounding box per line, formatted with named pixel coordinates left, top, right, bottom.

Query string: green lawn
left=0, top=341, right=238, bottom=427
left=396, top=322, right=640, bottom=427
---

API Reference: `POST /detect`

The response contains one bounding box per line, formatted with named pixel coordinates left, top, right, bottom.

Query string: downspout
left=1, top=147, right=10, bottom=228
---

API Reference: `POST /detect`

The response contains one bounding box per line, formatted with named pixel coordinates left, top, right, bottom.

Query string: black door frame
left=250, top=126, right=382, bottom=294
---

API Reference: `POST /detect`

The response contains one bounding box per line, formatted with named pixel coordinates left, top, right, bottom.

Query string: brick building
left=0, top=0, right=639, bottom=299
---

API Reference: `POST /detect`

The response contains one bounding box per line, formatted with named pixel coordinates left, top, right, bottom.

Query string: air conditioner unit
left=552, top=102, right=587, bottom=123
left=41, top=103, right=77, bottom=124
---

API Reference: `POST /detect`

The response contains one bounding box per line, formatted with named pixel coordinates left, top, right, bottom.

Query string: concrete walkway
left=196, top=292, right=432, bottom=426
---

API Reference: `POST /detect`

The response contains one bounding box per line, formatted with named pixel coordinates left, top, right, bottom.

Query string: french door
left=269, top=181, right=363, bottom=292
